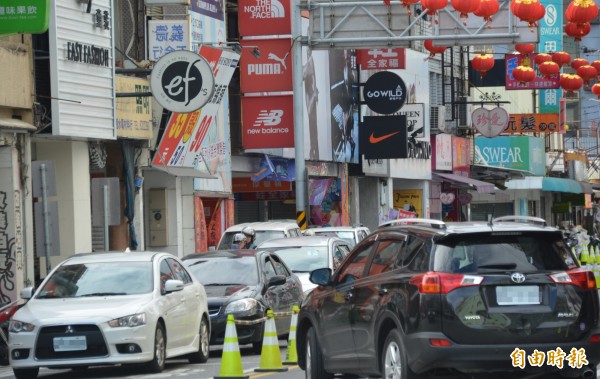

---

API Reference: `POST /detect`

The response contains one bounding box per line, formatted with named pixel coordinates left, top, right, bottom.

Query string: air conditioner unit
left=548, top=133, right=564, bottom=151
left=457, top=96, right=472, bottom=128
left=430, top=105, right=446, bottom=132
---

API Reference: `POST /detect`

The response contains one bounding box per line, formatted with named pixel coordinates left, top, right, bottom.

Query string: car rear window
left=433, top=232, right=576, bottom=273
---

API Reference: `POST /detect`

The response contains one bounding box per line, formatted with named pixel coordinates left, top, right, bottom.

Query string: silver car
left=303, top=225, right=371, bottom=247
left=257, top=236, right=353, bottom=294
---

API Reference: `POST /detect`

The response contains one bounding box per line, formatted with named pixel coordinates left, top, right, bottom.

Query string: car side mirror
left=20, top=287, right=34, bottom=299
left=267, top=275, right=286, bottom=287
left=164, top=279, right=184, bottom=293
left=310, top=268, right=332, bottom=286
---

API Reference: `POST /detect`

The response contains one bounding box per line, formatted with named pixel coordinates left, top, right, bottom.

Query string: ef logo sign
left=150, top=50, right=215, bottom=113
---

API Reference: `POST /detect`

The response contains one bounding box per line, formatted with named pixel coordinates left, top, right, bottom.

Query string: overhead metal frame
left=301, top=0, right=539, bottom=49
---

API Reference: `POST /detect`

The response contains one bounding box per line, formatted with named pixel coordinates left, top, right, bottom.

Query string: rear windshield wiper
left=476, top=263, right=517, bottom=269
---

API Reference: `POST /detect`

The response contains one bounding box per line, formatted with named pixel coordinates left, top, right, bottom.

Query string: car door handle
left=344, top=293, right=353, bottom=301
left=379, top=288, right=388, bottom=296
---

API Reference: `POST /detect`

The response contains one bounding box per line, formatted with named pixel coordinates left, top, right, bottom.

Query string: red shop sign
left=240, top=39, right=293, bottom=93
left=242, top=95, right=294, bottom=149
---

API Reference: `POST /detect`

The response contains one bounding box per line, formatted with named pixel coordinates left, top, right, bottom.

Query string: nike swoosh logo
left=369, top=131, right=401, bottom=144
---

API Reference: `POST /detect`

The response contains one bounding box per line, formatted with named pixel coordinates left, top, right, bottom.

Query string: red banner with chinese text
left=194, top=196, right=208, bottom=253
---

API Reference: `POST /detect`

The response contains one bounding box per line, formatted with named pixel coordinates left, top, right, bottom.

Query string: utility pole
left=292, top=0, right=307, bottom=229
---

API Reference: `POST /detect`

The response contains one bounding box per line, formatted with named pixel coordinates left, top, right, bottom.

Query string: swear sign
left=472, top=107, right=509, bottom=138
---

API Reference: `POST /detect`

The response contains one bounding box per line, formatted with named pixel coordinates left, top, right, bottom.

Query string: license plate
left=53, top=336, right=87, bottom=352
left=496, top=285, right=540, bottom=305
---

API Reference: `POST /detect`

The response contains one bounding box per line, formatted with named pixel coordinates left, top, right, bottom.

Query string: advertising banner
left=308, top=178, right=343, bottom=227
left=233, top=177, right=292, bottom=192
left=474, top=135, right=545, bottom=175
left=240, top=38, right=293, bottom=93
left=538, top=0, right=562, bottom=113
left=194, top=196, right=208, bottom=253
left=504, top=113, right=560, bottom=133
left=0, top=0, right=49, bottom=34
left=147, top=19, right=190, bottom=61
left=242, top=95, right=294, bottom=149
left=505, top=54, right=559, bottom=90
left=356, top=48, right=406, bottom=70
left=190, top=0, right=225, bottom=21
left=115, top=76, right=153, bottom=139
left=452, top=136, right=471, bottom=176
left=238, top=0, right=291, bottom=36
left=434, top=134, right=452, bottom=171
left=190, top=10, right=226, bottom=52
left=153, top=46, right=240, bottom=179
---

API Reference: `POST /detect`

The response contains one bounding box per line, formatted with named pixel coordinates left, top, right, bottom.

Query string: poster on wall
left=393, top=189, right=422, bottom=218
left=309, top=178, right=343, bottom=227
left=194, top=197, right=208, bottom=253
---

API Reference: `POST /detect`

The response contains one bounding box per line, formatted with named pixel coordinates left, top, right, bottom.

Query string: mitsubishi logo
left=510, top=272, right=526, bottom=284
left=65, top=326, right=74, bottom=334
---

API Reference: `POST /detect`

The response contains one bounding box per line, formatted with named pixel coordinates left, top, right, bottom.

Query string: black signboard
left=360, top=115, right=407, bottom=159
left=363, top=71, right=407, bottom=114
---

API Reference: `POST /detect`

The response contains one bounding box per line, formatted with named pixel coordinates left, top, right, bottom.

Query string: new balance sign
left=242, top=95, right=294, bottom=149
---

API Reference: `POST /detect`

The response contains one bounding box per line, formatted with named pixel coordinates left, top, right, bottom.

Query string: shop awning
left=505, top=176, right=592, bottom=194
left=433, top=172, right=496, bottom=194
left=0, top=118, right=36, bottom=132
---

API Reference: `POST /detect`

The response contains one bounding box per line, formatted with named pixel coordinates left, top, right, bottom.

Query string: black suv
left=296, top=216, right=600, bottom=379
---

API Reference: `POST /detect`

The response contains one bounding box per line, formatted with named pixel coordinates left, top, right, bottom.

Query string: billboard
left=240, top=38, right=293, bottom=93
left=241, top=95, right=295, bottom=149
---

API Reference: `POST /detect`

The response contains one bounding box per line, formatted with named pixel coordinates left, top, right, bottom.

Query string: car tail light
left=589, top=335, right=600, bottom=343
left=429, top=338, right=452, bottom=347
left=410, top=273, right=484, bottom=294
left=550, top=270, right=596, bottom=290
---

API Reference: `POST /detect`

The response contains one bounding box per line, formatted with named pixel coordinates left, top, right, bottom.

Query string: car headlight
left=9, top=320, right=35, bottom=333
left=225, top=298, right=258, bottom=314
left=108, top=313, right=147, bottom=328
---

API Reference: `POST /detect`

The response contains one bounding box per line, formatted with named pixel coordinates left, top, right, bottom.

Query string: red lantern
left=451, top=0, right=482, bottom=24
left=571, top=58, right=590, bottom=70
left=576, top=65, right=598, bottom=87
left=513, top=65, right=536, bottom=84
left=592, top=83, right=600, bottom=99
left=397, top=0, right=420, bottom=14
left=591, top=60, right=600, bottom=75
left=474, top=0, right=500, bottom=24
left=538, top=61, right=560, bottom=78
left=472, top=54, right=495, bottom=77
left=559, top=73, right=583, bottom=93
left=510, top=0, right=546, bottom=30
left=565, top=22, right=591, bottom=41
left=534, top=53, right=552, bottom=66
left=565, top=0, right=599, bottom=25
left=552, top=51, right=571, bottom=67
left=424, top=40, right=448, bottom=59
left=515, top=43, right=535, bottom=55
left=422, top=0, right=449, bottom=22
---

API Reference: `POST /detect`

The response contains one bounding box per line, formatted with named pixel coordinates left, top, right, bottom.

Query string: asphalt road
left=0, top=341, right=302, bottom=379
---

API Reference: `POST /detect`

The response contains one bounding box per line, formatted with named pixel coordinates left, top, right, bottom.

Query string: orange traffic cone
left=215, top=314, right=249, bottom=379
left=254, top=309, right=288, bottom=372
left=283, top=305, right=299, bottom=365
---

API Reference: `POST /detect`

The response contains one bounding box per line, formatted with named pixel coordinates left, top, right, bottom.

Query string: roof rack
left=491, top=215, right=547, bottom=226
left=378, top=218, right=447, bottom=229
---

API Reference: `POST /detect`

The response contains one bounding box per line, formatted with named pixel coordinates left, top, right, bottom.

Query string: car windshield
left=186, top=256, right=259, bottom=285
left=37, top=262, right=153, bottom=299
left=314, top=231, right=356, bottom=246
left=218, top=231, right=286, bottom=249
left=433, top=232, right=576, bottom=273
left=268, top=247, right=329, bottom=272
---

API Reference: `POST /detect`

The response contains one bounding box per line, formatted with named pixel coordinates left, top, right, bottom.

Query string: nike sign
left=369, top=131, right=401, bottom=144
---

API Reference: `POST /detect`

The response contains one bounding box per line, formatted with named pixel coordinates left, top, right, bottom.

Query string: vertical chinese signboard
left=538, top=0, right=562, bottom=113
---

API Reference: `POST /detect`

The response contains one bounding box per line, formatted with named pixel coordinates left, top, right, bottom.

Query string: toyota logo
left=510, top=272, right=526, bottom=283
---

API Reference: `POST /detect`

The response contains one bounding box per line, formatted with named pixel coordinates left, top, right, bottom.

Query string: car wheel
left=12, top=367, right=40, bottom=379
left=146, top=323, right=166, bottom=373
left=0, top=341, right=8, bottom=366
left=381, top=328, right=418, bottom=379
left=305, top=326, right=332, bottom=379
left=252, top=341, right=263, bottom=355
left=188, top=316, right=210, bottom=363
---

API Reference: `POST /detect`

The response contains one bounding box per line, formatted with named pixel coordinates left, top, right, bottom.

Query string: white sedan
left=258, top=236, right=353, bottom=294
left=9, top=251, right=210, bottom=379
